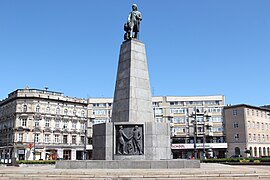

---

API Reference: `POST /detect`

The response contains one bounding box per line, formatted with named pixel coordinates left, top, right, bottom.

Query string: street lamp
left=4, top=125, right=8, bottom=164
left=203, top=114, right=211, bottom=159
left=33, top=117, right=37, bottom=160
left=189, top=109, right=198, bottom=159
left=190, top=108, right=211, bottom=160
left=83, top=118, right=87, bottom=160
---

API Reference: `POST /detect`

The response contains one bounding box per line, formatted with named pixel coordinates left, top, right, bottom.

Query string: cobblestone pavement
left=1, top=163, right=270, bottom=179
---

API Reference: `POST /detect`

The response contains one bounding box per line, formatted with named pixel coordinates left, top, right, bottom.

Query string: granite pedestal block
left=56, top=159, right=200, bottom=169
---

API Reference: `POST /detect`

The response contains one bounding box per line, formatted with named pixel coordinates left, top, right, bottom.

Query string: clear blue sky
left=0, top=0, right=270, bottom=106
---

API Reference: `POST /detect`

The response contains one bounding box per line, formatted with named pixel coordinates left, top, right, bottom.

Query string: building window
left=54, top=134, right=60, bottom=143
left=252, top=110, right=254, bottom=116
left=258, top=134, right=261, bottom=142
left=208, top=107, right=222, bottom=113
left=35, top=120, right=39, bottom=127
left=56, top=107, right=60, bottom=114
left=73, top=110, right=77, bottom=116
left=247, top=109, right=250, bottom=116
left=172, top=117, right=185, bottom=124
left=232, top=109, right=237, bottom=116
left=248, top=133, right=252, bottom=141
left=80, top=122, right=85, bottom=130
left=234, top=134, right=239, bottom=141
left=267, top=135, right=269, bottom=141
left=45, top=134, right=50, bottom=143
left=257, top=122, right=260, bottom=130
left=262, top=123, right=264, bottom=130
left=266, top=123, right=269, bottom=131
left=262, top=134, right=265, bottom=142
left=93, top=109, right=107, bottom=115
left=252, top=121, right=255, bottom=128
left=34, top=134, right=39, bottom=143
left=170, top=108, right=186, bottom=114
left=154, top=108, right=163, bottom=114
left=209, top=117, right=223, bottom=123
left=80, top=136, right=85, bottom=144
left=64, top=109, right=68, bottom=115
left=81, top=110, right=85, bottom=117
left=72, top=135, right=76, bottom=144
left=63, top=135, right=68, bottom=144
left=45, top=119, right=50, bottom=127
left=233, top=122, right=239, bottom=128
left=46, top=106, right=50, bottom=113
left=253, top=134, right=256, bottom=141
left=72, top=122, right=77, bottom=129
left=18, top=133, right=23, bottom=142
left=21, top=118, right=27, bottom=127
left=36, top=105, right=40, bottom=113
left=55, top=120, right=60, bottom=128
left=23, top=104, right=27, bottom=112
left=63, top=122, right=68, bottom=129
left=247, top=121, right=250, bottom=128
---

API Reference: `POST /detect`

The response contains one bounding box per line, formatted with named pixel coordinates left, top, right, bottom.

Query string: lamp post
left=83, top=118, right=87, bottom=160
left=4, top=125, right=8, bottom=164
left=33, top=118, right=36, bottom=160
left=189, top=108, right=198, bottom=159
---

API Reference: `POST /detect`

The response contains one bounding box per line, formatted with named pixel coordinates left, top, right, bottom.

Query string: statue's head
left=132, top=4, right=138, bottom=11
left=119, top=126, right=123, bottom=129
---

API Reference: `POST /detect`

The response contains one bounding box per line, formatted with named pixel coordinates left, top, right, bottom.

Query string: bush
left=16, top=160, right=56, bottom=164
left=201, top=157, right=270, bottom=164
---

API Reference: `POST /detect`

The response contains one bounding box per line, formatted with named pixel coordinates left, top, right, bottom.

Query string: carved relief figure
left=117, top=126, right=129, bottom=154
left=132, top=125, right=143, bottom=155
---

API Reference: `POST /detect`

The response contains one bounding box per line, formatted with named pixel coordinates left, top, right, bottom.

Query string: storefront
left=46, top=150, right=58, bottom=160
left=171, top=143, right=227, bottom=159
left=63, top=150, right=71, bottom=160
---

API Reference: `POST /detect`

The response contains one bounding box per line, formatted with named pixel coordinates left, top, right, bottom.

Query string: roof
left=224, top=104, right=270, bottom=112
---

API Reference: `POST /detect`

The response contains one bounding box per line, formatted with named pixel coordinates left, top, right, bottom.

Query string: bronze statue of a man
left=124, top=4, right=142, bottom=40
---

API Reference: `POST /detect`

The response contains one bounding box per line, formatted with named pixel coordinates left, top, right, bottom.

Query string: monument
left=56, top=4, right=200, bottom=169
left=92, top=4, right=171, bottom=160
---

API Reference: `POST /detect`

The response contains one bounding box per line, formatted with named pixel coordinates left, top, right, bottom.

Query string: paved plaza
left=1, top=163, right=270, bottom=179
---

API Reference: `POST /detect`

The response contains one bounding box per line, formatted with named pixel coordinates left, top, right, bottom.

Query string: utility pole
left=193, top=108, right=197, bottom=159
left=83, top=107, right=88, bottom=160
left=33, top=118, right=36, bottom=160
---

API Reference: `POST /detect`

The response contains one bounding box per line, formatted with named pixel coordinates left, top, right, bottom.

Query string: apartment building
left=224, top=104, right=270, bottom=158
left=89, top=95, right=226, bottom=159
left=0, top=87, right=226, bottom=161
left=0, top=88, right=91, bottom=162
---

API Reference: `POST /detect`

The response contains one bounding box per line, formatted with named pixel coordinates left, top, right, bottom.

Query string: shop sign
left=172, top=143, right=227, bottom=149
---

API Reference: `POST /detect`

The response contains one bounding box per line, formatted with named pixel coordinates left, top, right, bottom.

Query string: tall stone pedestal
left=56, top=39, right=200, bottom=169
left=92, top=40, right=171, bottom=160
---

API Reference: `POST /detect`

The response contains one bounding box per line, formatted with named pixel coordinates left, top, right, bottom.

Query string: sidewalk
left=1, top=163, right=270, bottom=179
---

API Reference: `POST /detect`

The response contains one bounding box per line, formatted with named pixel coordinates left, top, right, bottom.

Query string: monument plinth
left=92, top=39, right=171, bottom=160
left=112, top=39, right=154, bottom=123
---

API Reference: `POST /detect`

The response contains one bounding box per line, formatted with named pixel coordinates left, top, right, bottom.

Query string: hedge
left=201, top=158, right=270, bottom=163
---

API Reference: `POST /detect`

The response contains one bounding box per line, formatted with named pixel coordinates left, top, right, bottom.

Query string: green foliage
left=16, top=160, right=56, bottom=164
left=201, top=157, right=270, bottom=164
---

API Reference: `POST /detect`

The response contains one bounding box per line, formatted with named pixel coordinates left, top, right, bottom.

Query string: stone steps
left=1, top=171, right=270, bottom=179
left=1, top=163, right=270, bottom=179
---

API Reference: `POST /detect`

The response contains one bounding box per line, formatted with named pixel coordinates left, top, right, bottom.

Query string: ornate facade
left=0, top=88, right=91, bottom=162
